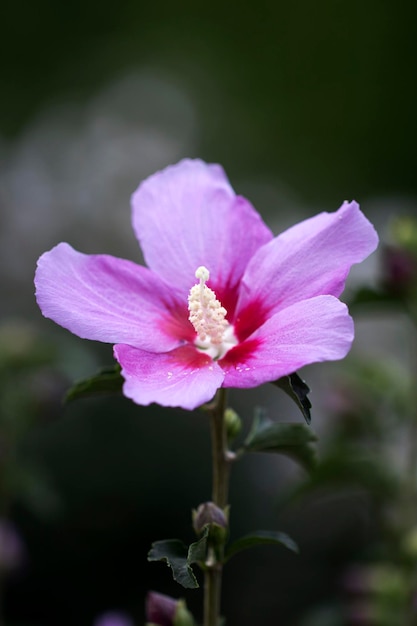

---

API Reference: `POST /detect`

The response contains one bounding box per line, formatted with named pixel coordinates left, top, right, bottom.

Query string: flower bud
left=381, top=244, right=417, bottom=296
left=145, top=591, right=195, bottom=626
left=192, top=502, right=228, bottom=536
left=224, top=408, right=242, bottom=442
left=146, top=591, right=176, bottom=626
left=381, top=216, right=417, bottom=298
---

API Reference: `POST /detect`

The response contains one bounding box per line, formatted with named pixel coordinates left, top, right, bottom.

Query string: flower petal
left=114, top=344, right=224, bottom=410
left=221, top=295, right=354, bottom=388
left=35, top=243, right=193, bottom=351
left=236, top=201, right=378, bottom=326
left=131, top=159, right=273, bottom=302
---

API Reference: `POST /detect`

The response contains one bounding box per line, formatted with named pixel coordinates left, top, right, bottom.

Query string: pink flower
left=35, top=159, right=378, bottom=410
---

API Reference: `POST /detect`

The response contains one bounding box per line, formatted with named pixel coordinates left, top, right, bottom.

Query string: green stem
left=204, top=388, right=231, bottom=626
left=210, top=388, right=230, bottom=509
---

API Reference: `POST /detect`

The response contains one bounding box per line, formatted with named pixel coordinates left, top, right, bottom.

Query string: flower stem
left=204, top=388, right=231, bottom=626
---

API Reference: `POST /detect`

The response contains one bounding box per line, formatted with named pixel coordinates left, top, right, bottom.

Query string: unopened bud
left=382, top=244, right=417, bottom=296
left=145, top=591, right=177, bottom=626
left=192, top=502, right=228, bottom=536
left=224, top=408, right=242, bottom=442
left=145, top=592, right=195, bottom=626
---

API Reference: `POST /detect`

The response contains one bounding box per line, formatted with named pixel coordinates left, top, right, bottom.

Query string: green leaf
left=243, top=411, right=317, bottom=471
left=147, top=539, right=199, bottom=589
left=64, top=364, right=123, bottom=403
left=187, top=526, right=209, bottom=564
left=225, top=530, right=298, bottom=562
left=147, top=528, right=209, bottom=590
left=272, top=372, right=312, bottom=424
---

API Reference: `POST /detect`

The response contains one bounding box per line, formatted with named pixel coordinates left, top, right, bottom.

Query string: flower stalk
left=204, top=388, right=232, bottom=626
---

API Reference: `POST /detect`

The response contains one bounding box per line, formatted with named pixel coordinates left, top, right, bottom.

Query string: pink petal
left=235, top=201, right=378, bottom=335
left=221, top=295, right=354, bottom=388
left=114, top=344, right=225, bottom=410
left=35, top=243, right=193, bottom=351
left=131, top=159, right=273, bottom=312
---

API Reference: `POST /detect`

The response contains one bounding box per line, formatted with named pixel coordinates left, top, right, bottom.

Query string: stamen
left=188, top=266, right=228, bottom=345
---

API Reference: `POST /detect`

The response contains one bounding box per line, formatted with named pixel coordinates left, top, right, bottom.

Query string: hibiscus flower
left=35, top=159, right=378, bottom=410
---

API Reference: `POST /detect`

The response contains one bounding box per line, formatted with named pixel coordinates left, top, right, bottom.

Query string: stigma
left=188, top=266, right=237, bottom=359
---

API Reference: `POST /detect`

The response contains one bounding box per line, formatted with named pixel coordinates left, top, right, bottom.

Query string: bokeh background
left=1, top=1, right=417, bottom=625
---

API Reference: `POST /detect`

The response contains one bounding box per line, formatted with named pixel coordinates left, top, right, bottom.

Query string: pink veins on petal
left=34, top=158, right=379, bottom=410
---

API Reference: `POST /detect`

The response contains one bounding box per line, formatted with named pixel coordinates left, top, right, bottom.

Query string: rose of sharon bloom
left=35, top=159, right=378, bottom=411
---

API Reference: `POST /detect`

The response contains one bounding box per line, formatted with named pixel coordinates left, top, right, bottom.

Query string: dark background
left=1, top=1, right=417, bottom=625
left=3, top=0, right=417, bottom=203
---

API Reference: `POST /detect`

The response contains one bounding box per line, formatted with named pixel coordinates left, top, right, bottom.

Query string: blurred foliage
left=294, top=216, right=417, bottom=625
left=2, top=214, right=416, bottom=626
left=351, top=215, right=417, bottom=318
left=0, top=320, right=67, bottom=518
left=2, top=1, right=417, bottom=205
left=2, top=1, right=417, bottom=624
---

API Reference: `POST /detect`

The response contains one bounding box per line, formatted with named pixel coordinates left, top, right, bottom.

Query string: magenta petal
left=35, top=243, right=192, bottom=351
left=237, top=201, right=379, bottom=318
left=131, top=159, right=273, bottom=297
left=114, top=344, right=224, bottom=410
left=221, top=295, right=354, bottom=388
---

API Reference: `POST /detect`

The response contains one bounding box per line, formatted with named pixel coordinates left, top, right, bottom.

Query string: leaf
left=148, top=539, right=199, bottom=589
left=244, top=410, right=317, bottom=466
left=225, top=530, right=298, bottom=562
left=272, top=372, right=312, bottom=424
left=147, top=528, right=209, bottom=590
left=64, top=365, right=123, bottom=403
left=187, top=526, right=210, bottom=564
left=243, top=411, right=317, bottom=471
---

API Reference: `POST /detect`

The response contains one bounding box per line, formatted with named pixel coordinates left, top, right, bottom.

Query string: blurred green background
left=1, top=1, right=417, bottom=625
left=3, top=0, right=417, bottom=204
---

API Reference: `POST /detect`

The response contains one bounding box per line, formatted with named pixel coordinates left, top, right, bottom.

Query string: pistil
left=188, top=266, right=228, bottom=345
